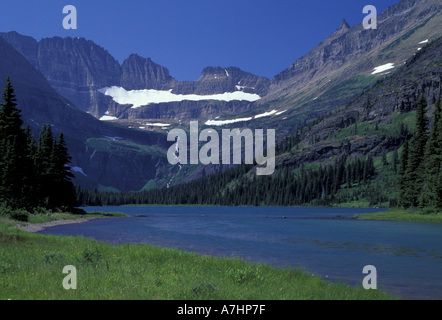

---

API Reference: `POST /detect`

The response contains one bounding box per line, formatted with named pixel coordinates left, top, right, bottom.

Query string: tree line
left=0, top=77, right=76, bottom=214
left=76, top=153, right=378, bottom=207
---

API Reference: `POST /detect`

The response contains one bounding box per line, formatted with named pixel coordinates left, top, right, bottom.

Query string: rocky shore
left=18, top=217, right=97, bottom=233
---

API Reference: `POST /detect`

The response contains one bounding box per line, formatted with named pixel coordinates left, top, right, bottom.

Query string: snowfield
left=205, top=109, right=287, bottom=126
left=145, top=122, right=171, bottom=127
left=98, top=86, right=261, bottom=109
left=99, top=115, right=118, bottom=121
left=372, top=63, right=395, bottom=75
left=255, top=110, right=278, bottom=119
left=205, top=117, right=253, bottom=126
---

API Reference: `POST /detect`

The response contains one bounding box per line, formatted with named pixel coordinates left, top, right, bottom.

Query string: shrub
left=78, top=247, right=102, bottom=265
left=191, top=282, right=217, bottom=295
left=9, top=209, right=29, bottom=222
left=225, top=266, right=263, bottom=284
left=0, top=204, right=13, bottom=218
left=419, top=207, right=439, bottom=215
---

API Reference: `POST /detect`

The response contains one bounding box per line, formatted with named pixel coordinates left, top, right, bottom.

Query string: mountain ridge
left=0, top=31, right=269, bottom=120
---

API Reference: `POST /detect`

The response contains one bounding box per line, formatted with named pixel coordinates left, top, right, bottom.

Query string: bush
left=225, top=266, right=264, bottom=284
left=78, top=247, right=102, bottom=265
left=32, top=206, right=53, bottom=215
left=419, top=207, right=439, bottom=215
left=9, top=209, right=29, bottom=222
left=191, top=282, right=217, bottom=295
left=0, top=204, right=12, bottom=218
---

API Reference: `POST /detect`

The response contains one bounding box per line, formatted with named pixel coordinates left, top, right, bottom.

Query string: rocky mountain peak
left=120, top=54, right=175, bottom=90
left=339, top=18, right=350, bottom=31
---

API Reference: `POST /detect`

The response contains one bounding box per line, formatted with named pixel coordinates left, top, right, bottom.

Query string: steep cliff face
left=0, top=33, right=123, bottom=117
left=121, top=54, right=175, bottom=90
left=36, top=37, right=122, bottom=117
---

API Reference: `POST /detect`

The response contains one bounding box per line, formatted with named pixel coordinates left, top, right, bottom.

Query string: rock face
left=0, top=32, right=270, bottom=120
left=121, top=54, right=175, bottom=90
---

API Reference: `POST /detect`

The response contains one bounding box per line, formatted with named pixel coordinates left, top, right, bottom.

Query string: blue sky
left=0, top=0, right=399, bottom=81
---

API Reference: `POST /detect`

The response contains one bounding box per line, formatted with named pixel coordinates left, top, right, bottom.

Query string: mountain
left=101, top=35, right=441, bottom=208
left=3, top=0, right=440, bottom=135
left=0, top=32, right=270, bottom=122
left=252, top=0, right=442, bottom=138
left=277, top=35, right=442, bottom=169
left=0, top=36, right=172, bottom=192
left=1, top=0, right=441, bottom=193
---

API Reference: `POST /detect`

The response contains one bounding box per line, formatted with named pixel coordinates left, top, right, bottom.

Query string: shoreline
left=18, top=217, right=98, bottom=233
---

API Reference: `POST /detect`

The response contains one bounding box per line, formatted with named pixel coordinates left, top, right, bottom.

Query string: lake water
left=39, top=206, right=442, bottom=300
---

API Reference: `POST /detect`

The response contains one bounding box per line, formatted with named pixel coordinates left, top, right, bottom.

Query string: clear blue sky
left=0, top=0, right=399, bottom=81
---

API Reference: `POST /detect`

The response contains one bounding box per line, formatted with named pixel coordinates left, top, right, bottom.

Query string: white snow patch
left=205, top=117, right=253, bottom=126
left=72, top=166, right=87, bottom=177
left=417, top=47, right=422, bottom=51
left=255, top=110, right=278, bottom=119
left=99, top=87, right=261, bottom=109
left=204, top=109, right=285, bottom=126
left=225, top=69, right=229, bottom=77
left=372, top=63, right=395, bottom=75
left=419, top=39, right=429, bottom=44
left=100, top=115, right=118, bottom=121
left=145, top=122, right=171, bottom=127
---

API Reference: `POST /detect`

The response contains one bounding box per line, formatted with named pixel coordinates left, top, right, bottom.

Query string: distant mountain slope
left=251, top=0, right=442, bottom=138
left=277, top=36, right=442, bottom=169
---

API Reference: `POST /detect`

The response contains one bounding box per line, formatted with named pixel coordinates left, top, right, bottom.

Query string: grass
left=0, top=214, right=398, bottom=300
left=354, top=208, right=442, bottom=223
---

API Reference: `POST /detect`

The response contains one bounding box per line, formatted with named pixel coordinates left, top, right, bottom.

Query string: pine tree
left=51, top=133, right=76, bottom=210
left=0, top=77, right=35, bottom=209
left=37, top=124, right=55, bottom=207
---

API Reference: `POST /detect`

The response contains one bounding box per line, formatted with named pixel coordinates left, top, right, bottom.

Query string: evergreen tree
left=37, top=124, right=56, bottom=207
left=51, top=133, right=76, bottom=210
left=0, top=77, right=35, bottom=209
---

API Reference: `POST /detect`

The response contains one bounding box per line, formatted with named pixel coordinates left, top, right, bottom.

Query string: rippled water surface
left=39, top=206, right=442, bottom=299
